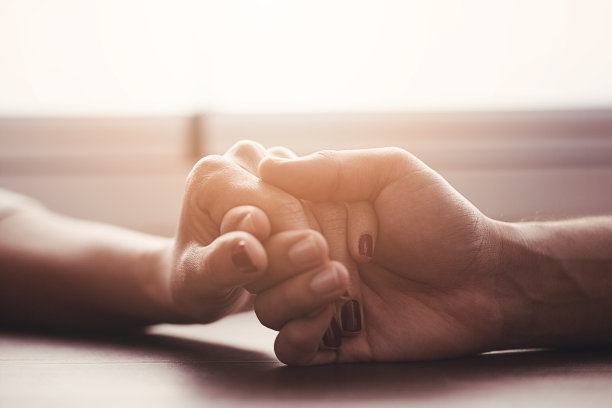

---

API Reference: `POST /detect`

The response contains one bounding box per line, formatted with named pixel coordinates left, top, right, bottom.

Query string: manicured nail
left=341, top=299, right=362, bottom=333
left=231, top=240, right=258, bottom=273
left=322, top=317, right=342, bottom=348
left=288, top=235, right=321, bottom=267
left=358, top=234, right=373, bottom=257
left=309, top=264, right=343, bottom=296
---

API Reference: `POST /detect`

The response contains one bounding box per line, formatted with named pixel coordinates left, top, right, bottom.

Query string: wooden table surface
left=2, top=312, right=612, bottom=408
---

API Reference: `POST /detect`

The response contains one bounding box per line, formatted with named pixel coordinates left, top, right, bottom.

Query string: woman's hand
left=165, top=141, right=375, bottom=330
left=258, top=148, right=503, bottom=364
left=165, top=141, right=325, bottom=323
left=0, top=141, right=352, bottom=331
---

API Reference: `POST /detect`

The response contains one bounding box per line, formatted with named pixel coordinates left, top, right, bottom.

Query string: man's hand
left=258, top=148, right=504, bottom=364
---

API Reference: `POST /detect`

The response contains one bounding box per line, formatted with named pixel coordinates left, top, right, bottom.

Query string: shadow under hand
left=179, top=347, right=612, bottom=403
left=0, top=325, right=273, bottom=363
left=4, top=325, right=612, bottom=405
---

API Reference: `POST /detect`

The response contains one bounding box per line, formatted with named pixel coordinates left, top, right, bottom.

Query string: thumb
left=177, top=231, right=267, bottom=300
left=258, top=148, right=415, bottom=202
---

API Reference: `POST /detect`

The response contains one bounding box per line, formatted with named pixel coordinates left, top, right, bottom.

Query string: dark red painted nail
left=231, top=240, right=258, bottom=273
left=322, top=317, right=342, bottom=348
left=358, top=234, right=373, bottom=258
left=341, top=299, right=362, bottom=333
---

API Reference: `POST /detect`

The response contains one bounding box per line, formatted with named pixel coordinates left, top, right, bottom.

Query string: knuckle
left=385, top=146, right=414, bottom=164
left=381, top=147, right=418, bottom=181
left=184, top=155, right=230, bottom=207
left=228, top=140, right=266, bottom=157
left=186, top=155, right=228, bottom=187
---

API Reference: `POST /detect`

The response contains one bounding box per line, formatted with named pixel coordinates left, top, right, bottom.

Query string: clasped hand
left=168, top=141, right=503, bottom=366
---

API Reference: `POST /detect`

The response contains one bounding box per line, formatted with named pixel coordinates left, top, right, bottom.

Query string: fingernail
left=309, top=264, right=343, bottom=295
left=322, top=317, right=342, bottom=348
left=341, top=299, right=362, bottom=333
left=231, top=240, right=258, bottom=273
left=238, top=213, right=255, bottom=233
left=358, top=234, right=373, bottom=258
left=288, top=235, right=322, bottom=268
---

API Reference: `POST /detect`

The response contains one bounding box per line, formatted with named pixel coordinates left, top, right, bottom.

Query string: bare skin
left=257, top=148, right=612, bottom=365
left=0, top=141, right=370, bottom=366
left=0, top=142, right=354, bottom=338
left=3, top=142, right=610, bottom=367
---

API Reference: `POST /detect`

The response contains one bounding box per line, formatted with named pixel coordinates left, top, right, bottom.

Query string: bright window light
left=0, top=0, right=611, bottom=114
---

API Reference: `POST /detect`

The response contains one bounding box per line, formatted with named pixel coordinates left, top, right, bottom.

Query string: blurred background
left=1, top=0, right=611, bottom=236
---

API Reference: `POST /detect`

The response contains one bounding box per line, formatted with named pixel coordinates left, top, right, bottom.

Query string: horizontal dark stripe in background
left=1, top=110, right=611, bottom=235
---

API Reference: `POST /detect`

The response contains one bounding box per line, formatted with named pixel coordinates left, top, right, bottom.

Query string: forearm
left=494, top=217, right=612, bottom=350
left=0, top=205, right=176, bottom=329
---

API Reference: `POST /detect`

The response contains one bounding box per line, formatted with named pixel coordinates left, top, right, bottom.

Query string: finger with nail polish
left=322, top=316, right=342, bottom=349
left=340, top=299, right=362, bottom=335
left=231, top=240, right=259, bottom=274
left=170, top=230, right=267, bottom=322
left=346, top=201, right=378, bottom=263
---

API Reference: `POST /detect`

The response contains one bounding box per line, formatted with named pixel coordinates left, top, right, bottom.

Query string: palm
left=334, top=174, right=501, bottom=362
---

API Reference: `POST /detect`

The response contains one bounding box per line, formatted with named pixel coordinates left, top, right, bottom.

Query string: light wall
left=1, top=1, right=611, bottom=235
left=1, top=0, right=612, bottom=115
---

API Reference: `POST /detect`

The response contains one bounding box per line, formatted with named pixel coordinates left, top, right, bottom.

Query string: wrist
left=138, top=237, right=178, bottom=323
left=491, top=220, right=608, bottom=351
left=489, top=221, right=536, bottom=349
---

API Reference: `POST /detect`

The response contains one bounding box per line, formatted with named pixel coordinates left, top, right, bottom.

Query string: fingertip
left=274, top=305, right=336, bottom=366
left=258, top=153, right=299, bottom=176
left=287, top=230, right=329, bottom=269
left=256, top=156, right=278, bottom=179
left=205, top=232, right=267, bottom=289
left=231, top=234, right=267, bottom=276
left=250, top=229, right=330, bottom=294
left=220, top=205, right=272, bottom=241
left=230, top=239, right=261, bottom=275
left=351, top=233, right=375, bottom=263
left=267, top=146, right=299, bottom=159
left=307, top=261, right=350, bottom=297
left=249, top=208, right=272, bottom=241
left=331, top=261, right=351, bottom=289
